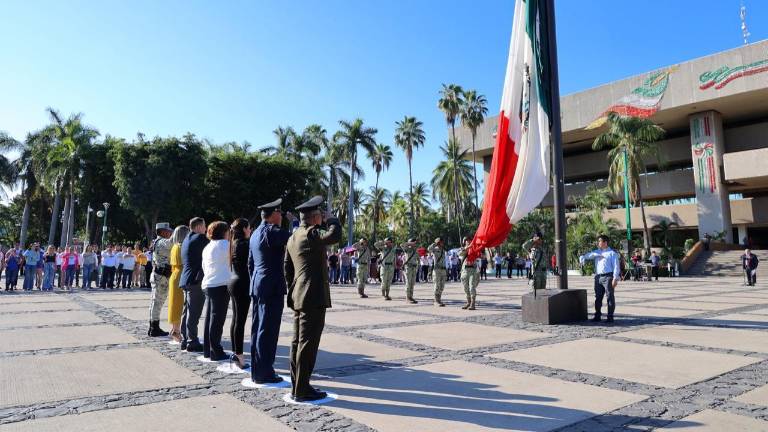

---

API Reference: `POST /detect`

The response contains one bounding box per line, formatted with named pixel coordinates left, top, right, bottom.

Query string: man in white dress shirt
left=579, top=234, right=621, bottom=323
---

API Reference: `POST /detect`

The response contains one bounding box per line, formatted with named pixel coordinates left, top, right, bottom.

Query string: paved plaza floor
left=1, top=275, right=767, bottom=431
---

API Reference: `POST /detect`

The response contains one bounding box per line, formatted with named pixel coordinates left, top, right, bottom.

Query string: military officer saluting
left=522, top=232, right=547, bottom=292
left=374, top=237, right=396, bottom=301
left=248, top=198, right=294, bottom=384
left=458, top=237, right=479, bottom=310
left=429, top=237, right=447, bottom=307
left=351, top=238, right=371, bottom=298
left=285, top=196, right=341, bottom=402
left=148, top=222, right=173, bottom=337
left=400, top=238, right=420, bottom=304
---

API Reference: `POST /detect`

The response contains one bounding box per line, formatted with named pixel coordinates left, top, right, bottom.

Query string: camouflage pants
left=150, top=273, right=169, bottom=321
left=460, top=267, right=479, bottom=297
left=356, top=263, right=368, bottom=294
left=533, top=271, right=547, bottom=291
left=380, top=265, right=394, bottom=297
left=433, top=268, right=447, bottom=297
left=404, top=265, right=418, bottom=299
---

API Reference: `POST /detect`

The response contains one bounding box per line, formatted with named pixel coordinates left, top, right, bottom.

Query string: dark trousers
left=746, top=269, right=757, bottom=286
left=480, top=267, right=487, bottom=280
left=56, top=265, right=62, bottom=287
left=227, top=277, right=251, bottom=355
left=516, top=266, right=523, bottom=277
left=651, top=266, right=659, bottom=280
left=203, top=286, right=230, bottom=359
left=495, top=266, right=502, bottom=278
left=144, top=263, right=153, bottom=287
left=290, top=308, right=326, bottom=398
left=181, top=284, right=205, bottom=345
left=100, top=266, right=116, bottom=288
left=250, top=295, right=284, bottom=381
left=594, top=274, right=615, bottom=318
left=119, top=269, right=133, bottom=287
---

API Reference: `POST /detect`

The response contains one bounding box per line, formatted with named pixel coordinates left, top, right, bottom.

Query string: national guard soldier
left=248, top=198, right=293, bottom=384
left=522, top=232, right=547, bottom=292
left=148, top=222, right=173, bottom=337
left=285, top=196, right=341, bottom=402
left=400, top=238, right=419, bottom=303
left=458, top=237, right=479, bottom=310
left=352, top=238, right=371, bottom=298
left=374, top=237, right=396, bottom=301
left=429, top=237, right=447, bottom=307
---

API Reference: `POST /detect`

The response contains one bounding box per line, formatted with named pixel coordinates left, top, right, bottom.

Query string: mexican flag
left=468, top=0, right=552, bottom=260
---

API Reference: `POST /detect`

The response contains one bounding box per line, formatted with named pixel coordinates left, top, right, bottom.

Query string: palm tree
left=0, top=133, right=40, bottom=248
left=431, top=139, right=473, bottom=225
left=406, top=182, right=431, bottom=220
left=652, top=220, right=679, bottom=250
left=38, top=108, right=99, bottom=247
left=388, top=194, right=410, bottom=235
left=460, top=89, right=488, bottom=214
left=368, top=143, right=393, bottom=241
left=438, top=84, right=465, bottom=233
left=394, top=116, right=426, bottom=237
left=300, top=124, right=326, bottom=158
left=593, top=112, right=665, bottom=254
left=366, top=186, right=391, bottom=240
left=261, top=126, right=297, bottom=158
left=333, top=119, right=377, bottom=246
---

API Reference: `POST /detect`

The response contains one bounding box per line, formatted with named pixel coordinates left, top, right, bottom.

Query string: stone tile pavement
left=0, top=274, right=767, bottom=431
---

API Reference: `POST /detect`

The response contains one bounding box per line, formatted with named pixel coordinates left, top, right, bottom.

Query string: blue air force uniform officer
left=249, top=198, right=293, bottom=384
left=579, top=234, right=621, bottom=323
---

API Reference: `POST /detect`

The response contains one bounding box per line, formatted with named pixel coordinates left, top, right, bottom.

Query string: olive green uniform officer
left=284, top=195, right=342, bottom=402
left=400, top=238, right=419, bottom=304
left=148, top=222, right=173, bottom=337
left=429, top=237, right=447, bottom=307
left=458, top=237, right=479, bottom=310
left=374, top=238, right=396, bottom=300
left=522, top=233, right=547, bottom=291
left=352, top=239, right=371, bottom=298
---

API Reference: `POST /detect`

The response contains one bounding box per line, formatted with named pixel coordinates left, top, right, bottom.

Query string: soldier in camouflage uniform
left=352, top=238, right=371, bottom=298
left=400, top=238, right=419, bottom=304
left=522, top=232, right=547, bottom=292
left=429, top=237, right=447, bottom=307
left=458, top=237, right=479, bottom=310
left=374, top=238, right=396, bottom=301
left=148, top=222, right=173, bottom=337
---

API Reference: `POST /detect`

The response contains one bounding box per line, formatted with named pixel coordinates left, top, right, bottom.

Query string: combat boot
left=469, top=296, right=476, bottom=310
left=148, top=320, right=169, bottom=337
left=434, top=294, right=445, bottom=307
left=461, top=296, right=471, bottom=310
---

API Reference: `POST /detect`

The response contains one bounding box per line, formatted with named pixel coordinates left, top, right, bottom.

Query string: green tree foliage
left=111, top=134, right=208, bottom=240
left=566, top=186, right=622, bottom=272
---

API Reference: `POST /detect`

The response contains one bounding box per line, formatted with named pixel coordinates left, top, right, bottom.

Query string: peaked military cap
left=295, top=195, right=324, bottom=214
left=408, top=238, right=417, bottom=243
left=155, top=222, right=172, bottom=232
left=258, top=198, right=283, bottom=214
left=384, top=237, right=393, bottom=242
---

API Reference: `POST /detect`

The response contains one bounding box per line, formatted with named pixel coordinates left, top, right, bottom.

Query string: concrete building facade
left=457, top=40, right=768, bottom=248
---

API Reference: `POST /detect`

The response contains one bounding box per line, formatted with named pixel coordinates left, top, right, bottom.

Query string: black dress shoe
left=606, top=316, right=614, bottom=323
left=254, top=375, right=284, bottom=384
left=210, top=352, right=229, bottom=362
left=359, top=293, right=368, bottom=298
left=294, top=389, right=328, bottom=402
left=186, top=342, right=204, bottom=353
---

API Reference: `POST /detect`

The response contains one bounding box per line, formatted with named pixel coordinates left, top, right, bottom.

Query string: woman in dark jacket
left=228, top=218, right=252, bottom=369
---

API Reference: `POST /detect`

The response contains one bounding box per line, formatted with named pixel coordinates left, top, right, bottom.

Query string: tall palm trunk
left=407, top=157, right=415, bottom=239
left=19, top=179, right=30, bottom=248
left=66, top=191, right=75, bottom=246
left=471, top=132, right=479, bottom=217
left=326, top=167, right=334, bottom=213
left=346, top=148, right=356, bottom=246
left=450, top=123, right=462, bottom=240
left=60, top=194, right=71, bottom=247
left=635, top=180, right=651, bottom=254
left=48, top=180, right=61, bottom=246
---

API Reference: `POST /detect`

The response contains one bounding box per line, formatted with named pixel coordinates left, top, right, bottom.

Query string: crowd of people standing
left=0, top=242, right=153, bottom=291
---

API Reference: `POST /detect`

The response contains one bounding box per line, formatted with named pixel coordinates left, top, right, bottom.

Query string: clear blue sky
left=2, top=0, right=766, bottom=203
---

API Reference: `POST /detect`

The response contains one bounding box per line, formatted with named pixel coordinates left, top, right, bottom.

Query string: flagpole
left=545, top=0, right=568, bottom=290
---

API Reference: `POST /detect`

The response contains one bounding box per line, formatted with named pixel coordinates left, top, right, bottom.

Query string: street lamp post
left=84, top=204, right=93, bottom=249
left=101, top=203, right=110, bottom=247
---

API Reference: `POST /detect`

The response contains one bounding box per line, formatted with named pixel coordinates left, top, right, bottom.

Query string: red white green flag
left=468, top=0, right=552, bottom=260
